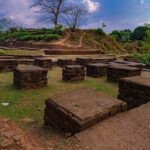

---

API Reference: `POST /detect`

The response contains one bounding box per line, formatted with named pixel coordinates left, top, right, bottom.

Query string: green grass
left=0, top=49, right=42, bottom=56
left=0, top=67, right=118, bottom=124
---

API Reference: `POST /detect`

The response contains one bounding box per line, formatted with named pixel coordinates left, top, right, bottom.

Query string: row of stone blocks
left=62, top=63, right=142, bottom=82
left=14, top=65, right=48, bottom=90
left=0, top=58, right=53, bottom=72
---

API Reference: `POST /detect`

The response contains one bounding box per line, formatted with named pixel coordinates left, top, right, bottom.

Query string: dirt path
left=78, top=33, right=85, bottom=48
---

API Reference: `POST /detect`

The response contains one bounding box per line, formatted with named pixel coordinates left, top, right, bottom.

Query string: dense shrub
left=96, top=28, right=104, bottom=36
left=134, top=53, right=150, bottom=64
left=0, top=27, right=63, bottom=42
left=17, top=34, right=59, bottom=41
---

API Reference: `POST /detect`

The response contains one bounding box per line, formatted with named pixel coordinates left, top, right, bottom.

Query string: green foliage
left=140, top=29, right=150, bottom=52
left=109, top=29, right=132, bottom=42
left=0, top=27, right=63, bottom=42
left=134, top=53, right=150, bottom=64
left=132, top=26, right=149, bottom=41
left=95, top=28, right=104, bottom=36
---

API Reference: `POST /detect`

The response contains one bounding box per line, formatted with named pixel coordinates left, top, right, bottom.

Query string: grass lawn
left=0, top=49, right=42, bottom=56
left=0, top=67, right=118, bottom=125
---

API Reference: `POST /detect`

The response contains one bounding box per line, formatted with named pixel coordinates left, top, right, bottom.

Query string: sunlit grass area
left=0, top=49, right=42, bottom=56
left=0, top=67, right=118, bottom=124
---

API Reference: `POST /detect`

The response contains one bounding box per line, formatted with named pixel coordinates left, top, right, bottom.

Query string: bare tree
left=32, top=0, right=70, bottom=26
left=65, top=4, right=89, bottom=30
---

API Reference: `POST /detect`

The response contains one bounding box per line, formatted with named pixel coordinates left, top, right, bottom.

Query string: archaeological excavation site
left=0, top=0, right=150, bottom=149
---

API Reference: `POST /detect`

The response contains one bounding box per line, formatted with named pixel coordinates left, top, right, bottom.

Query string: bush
left=134, top=53, right=150, bottom=64
left=17, top=34, right=59, bottom=41
left=95, top=28, right=104, bottom=36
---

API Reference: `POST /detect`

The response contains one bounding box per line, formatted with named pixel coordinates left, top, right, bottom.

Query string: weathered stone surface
left=86, top=63, right=108, bottom=77
left=0, top=59, right=18, bottom=72
left=34, top=58, right=52, bottom=69
left=13, top=65, right=48, bottom=90
left=126, top=62, right=145, bottom=70
left=62, top=65, right=85, bottom=81
left=57, top=59, right=73, bottom=67
left=76, top=58, right=93, bottom=66
left=44, top=88, right=127, bottom=134
left=118, top=76, right=150, bottom=109
left=75, top=103, right=150, bottom=150
left=107, top=65, right=141, bottom=82
left=93, top=57, right=116, bottom=63
left=17, top=59, right=35, bottom=65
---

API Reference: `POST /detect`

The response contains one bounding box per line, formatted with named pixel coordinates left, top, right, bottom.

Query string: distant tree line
left=109, top=24, right=150, bottom=42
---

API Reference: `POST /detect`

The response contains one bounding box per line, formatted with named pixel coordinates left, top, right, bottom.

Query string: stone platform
left=14, top=65, right=48, bottom=90
left=86, top=63, right=108, bottom=77
left=34, top=58, right=52, bottom=69
left=107, top=65, right=141, bottom=82
left=75, top=103, right=150, bottom=150
left=118, top=76, right=150, bottom=109
left=44, top=89, right=127, bottom=134
left=17, top=59, right=35, bottom=65
left=76, top=58, right=93, bottom=66
left=62, top=65, right=85, bottom=82
left=0, top=59, right=18, bottom=72
left=57, top=59, right=73, bottom=67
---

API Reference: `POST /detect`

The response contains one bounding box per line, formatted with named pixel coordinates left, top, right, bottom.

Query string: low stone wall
left=126, top=62, right=145, bottom=70
left=17, top=59, right=35, bottom=65
left=44, top=89, right=127, bottom=134
left=86, top=63, right=108, bottom=77
left=107, top=65, right=141, bottom=82
left=118, top=76, right=150, bottom=109
left=93, top=57, right=116, bottom=63
left=34, top=58, right=52, bottom=69
left=13, top=65, right=48, bottom=90
left=76, top=58, right=93, bottom=66
left=57, top=59, right=73, bottom=67
left=0, top=59, right=18, bottom=72
left=62, top=65, right=85, bottom=82
left=44, top=49, right=101, bottom=55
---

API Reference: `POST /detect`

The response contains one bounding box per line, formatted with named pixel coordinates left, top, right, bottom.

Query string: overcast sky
left=0, top=0, right=150, bottom=32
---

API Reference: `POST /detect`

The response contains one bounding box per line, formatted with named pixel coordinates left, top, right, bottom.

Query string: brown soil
left=0, top=117, right=44, bottom=150
left=75, top=102, right=150, bottom=150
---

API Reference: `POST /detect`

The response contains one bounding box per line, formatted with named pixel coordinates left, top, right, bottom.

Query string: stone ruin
left=44, top=88, right=127, bottom=134
left=62, top=65, right=85, bottom=82
left=57, top=59, right=73, bottom=67
left=118, top=76, right=150, bottom=109
left=17, top=59, right=35, bottom=65
left=76, top=58, right=93, bottom=66
left=34, top=58, right=52, bottom=69
left=107, top=65, right=141, bottom=82
left=0, top=59, right=18, bottom=72
left=13, top=65, right=48, bottom=90
left=86, top=63, right=108, bottom=77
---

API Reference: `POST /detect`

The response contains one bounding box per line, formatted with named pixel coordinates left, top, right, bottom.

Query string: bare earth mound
left=75, top=103, right=150, bottom=150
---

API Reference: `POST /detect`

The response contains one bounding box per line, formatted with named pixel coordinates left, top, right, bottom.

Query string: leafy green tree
left=132, top=26, right=149, bottom=41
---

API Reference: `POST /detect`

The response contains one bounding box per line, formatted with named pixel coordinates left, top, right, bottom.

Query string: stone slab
left=75, top=103, right=150, bottom=150
left=44, top=88, right=127, bottom=134
left=107, top=65, right=141, bottom=82
left=118, top=76, right=150, bottom=108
